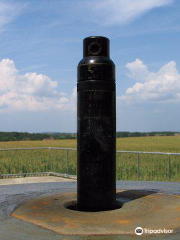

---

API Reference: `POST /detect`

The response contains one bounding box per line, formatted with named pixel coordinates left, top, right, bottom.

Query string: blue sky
left=0, top=0, right=180, bottom=132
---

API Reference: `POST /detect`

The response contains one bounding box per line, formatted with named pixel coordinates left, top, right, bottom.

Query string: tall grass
left=0, top=136, right=180, bottom=181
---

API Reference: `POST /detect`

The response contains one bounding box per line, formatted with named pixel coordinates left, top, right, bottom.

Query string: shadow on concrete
left=116, top=190, right=157, bottom=207
left=66, top=190, right=157, bottom=212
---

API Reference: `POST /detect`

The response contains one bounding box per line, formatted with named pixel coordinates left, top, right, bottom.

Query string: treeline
left=116, top=131, right=180, bottom=138
left=0, top=132, right=50, bottom=141
left=0, top=131, right=179, bottom=142
left=46, top=132, right=77, bottom=139
left=0, top=132, right=77, bottom=141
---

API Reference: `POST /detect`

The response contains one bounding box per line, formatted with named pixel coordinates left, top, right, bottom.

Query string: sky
left=0, top=0, right=180, bottom=133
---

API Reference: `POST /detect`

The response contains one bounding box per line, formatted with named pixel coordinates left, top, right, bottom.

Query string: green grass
left=0, top=136, right=180, bottom=181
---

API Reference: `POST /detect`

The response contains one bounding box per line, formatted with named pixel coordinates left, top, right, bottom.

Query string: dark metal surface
left=77, top=36, right=116, bottom=211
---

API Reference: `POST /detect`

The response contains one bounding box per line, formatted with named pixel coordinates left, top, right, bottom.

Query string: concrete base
left=1, top=178, right=180, bottom=240
left=0, top=175, right=74, bottom=185
left=12, top=191, right=180, bottom=236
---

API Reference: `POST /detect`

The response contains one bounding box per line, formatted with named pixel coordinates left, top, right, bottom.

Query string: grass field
left=0, top=136, right=180, bottom=181
left=0, top=135, right=180, bottom=152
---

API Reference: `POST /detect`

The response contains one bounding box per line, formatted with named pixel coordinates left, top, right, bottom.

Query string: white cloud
left=0, top=59, right=76, bottom=111
left=120, top=58, right=180, bottom=103
left=0, top=1, right=25, bottom=31
left=125, top=59, right=152, bottom=81
left=83, top=0, right=174, bottom=26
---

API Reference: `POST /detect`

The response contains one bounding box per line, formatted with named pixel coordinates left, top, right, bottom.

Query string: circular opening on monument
left=64, top=200, right=122, bottom=212
left=88, top=42, right=102, bottom=55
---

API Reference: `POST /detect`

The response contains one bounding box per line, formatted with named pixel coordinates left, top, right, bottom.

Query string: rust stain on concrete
left=11, top=191, right=180, bottom=236
left=115, top=220, right=131, bottom=224
left=40, top=201, right=50, bottom=205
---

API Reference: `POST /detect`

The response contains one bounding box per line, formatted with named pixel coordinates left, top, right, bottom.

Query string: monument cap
left=83, top=36, right=110, bottom=58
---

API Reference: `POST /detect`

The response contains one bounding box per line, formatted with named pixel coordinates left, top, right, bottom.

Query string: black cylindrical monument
left=77, top=36, right=116, bottom=212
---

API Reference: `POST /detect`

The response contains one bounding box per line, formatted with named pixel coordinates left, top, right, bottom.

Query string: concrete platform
left=0, top=176, right=75, bottom=185
left=0, top=177, right=180, bottom=240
